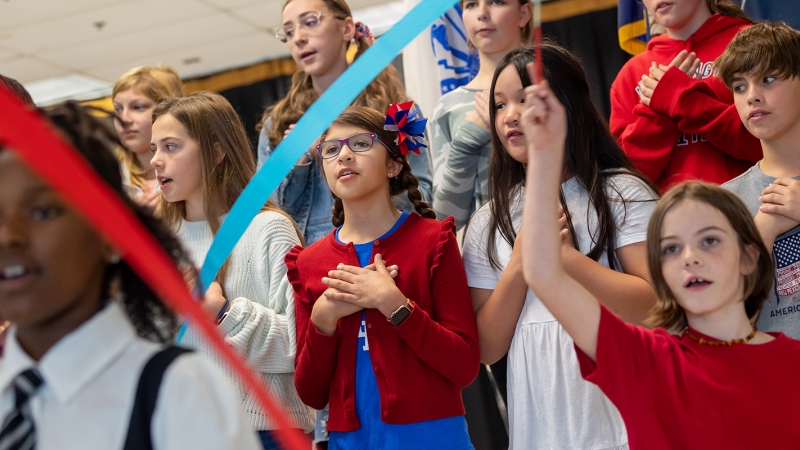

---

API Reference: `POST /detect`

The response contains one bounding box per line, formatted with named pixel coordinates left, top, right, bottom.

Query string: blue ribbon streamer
left=178, top=0, right=458, bottom=343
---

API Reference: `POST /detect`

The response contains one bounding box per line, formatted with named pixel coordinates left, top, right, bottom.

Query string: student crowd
left=1, top=0, right=799, bottom=448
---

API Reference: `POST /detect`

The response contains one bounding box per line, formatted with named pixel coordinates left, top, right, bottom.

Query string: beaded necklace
left=684, top=327, right=758, bottom=346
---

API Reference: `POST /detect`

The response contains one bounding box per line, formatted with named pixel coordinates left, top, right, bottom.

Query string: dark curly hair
left=42, top=101, right=190, bottom=343
left=319, top=106, right=436, bottom=227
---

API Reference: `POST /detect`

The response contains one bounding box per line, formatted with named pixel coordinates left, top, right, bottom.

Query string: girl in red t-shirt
left=286, top=105, right=480, bottom=449
left=521, top=67, right=800, bottom=448
left=611, top=0, right=761, bottom=190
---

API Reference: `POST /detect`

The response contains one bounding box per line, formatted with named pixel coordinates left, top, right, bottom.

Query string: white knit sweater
left=176, top=211, right=314, bottom=432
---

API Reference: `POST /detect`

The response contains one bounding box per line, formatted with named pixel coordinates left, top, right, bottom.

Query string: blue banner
left=430, top=5, right=479, bottom=94
left=618, top=0, right=650, bottom=55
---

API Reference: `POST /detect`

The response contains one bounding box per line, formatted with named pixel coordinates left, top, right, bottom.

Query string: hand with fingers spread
left=759, top=178, right=800, bottom=222
left=465, top=90, right=491, bottom=132
left=639, top=50, right=701, bottom=106
left=321, top=254, right=408, bottom=319
left=520, top=64, right=567, bottom=157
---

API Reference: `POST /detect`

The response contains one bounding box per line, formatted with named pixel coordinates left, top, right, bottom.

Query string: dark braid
left=332, top=196, right=346, bottom=228
left=43, top=101, right=188, bottom=343
left=390, top=158, right=435, bottom=220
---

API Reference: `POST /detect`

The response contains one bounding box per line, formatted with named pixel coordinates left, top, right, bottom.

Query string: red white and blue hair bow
left=384, top=101, right=428, bottom=156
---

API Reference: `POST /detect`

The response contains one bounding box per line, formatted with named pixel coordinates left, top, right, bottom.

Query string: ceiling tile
left=200, top=0, right=263, bottom=9
left=0, top=0, right=216, bottom=54
left=0, top=0, right=133, bottom=31
left=0, top=57, right=70, bottom=83
left=0, top=48, right=18, bottom=64
left=229, top=0, right=285, bottom=29
left=84, top=30, right=288, bottom=81
left=38, top=13, right=257, bottom=71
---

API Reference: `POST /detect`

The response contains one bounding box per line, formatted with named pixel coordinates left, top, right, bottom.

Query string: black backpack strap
left=123, top=346, right=192, bottom=450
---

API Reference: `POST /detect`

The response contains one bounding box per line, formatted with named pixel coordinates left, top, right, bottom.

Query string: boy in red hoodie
left=611, top=0, right=762, bottom=191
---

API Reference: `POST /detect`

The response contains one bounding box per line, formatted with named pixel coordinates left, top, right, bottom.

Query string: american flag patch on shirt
left=774, top=232, right=800, bottom=297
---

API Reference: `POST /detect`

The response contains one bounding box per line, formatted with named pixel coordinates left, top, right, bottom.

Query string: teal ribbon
left=178, top=0, right=458, bottom=343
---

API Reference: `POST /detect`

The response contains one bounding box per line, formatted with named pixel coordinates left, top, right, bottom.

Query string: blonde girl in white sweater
left=149, top=91, right=314, bottom=448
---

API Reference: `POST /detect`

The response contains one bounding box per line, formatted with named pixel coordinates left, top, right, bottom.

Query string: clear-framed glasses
left=316, top=133, right=386, bottom=159
left=274, top=11, right=341, bottom=43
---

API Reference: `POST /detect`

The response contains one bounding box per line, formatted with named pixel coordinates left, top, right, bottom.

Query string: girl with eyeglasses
left=286, top=104, right=480, bottom=450
left=257, top=0, right=433, bottom=246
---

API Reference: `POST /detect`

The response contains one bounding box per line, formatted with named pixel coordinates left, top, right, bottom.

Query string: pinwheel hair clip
left=384, top=101, right=428, bottom=156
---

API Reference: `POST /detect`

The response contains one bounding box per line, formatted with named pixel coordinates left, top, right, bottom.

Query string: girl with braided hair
left=287, top=105, right=479, bottom=449
left=0, top=101, right=259, bottom=449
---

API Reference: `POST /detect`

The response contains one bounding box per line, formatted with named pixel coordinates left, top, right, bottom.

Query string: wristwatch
left=388, top=300, right=413, bottom=326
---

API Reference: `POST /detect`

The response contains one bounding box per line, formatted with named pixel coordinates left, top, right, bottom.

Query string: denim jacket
left=256, top=118, right=434, bottom=245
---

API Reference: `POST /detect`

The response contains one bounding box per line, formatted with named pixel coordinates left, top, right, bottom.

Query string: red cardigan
left=610, top=14, right=761, bottom=191
left=286, top=214, right=480, bottom=432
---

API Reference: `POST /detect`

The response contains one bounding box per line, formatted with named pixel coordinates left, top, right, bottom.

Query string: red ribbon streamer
left=0, top=87, right=309, bottom=450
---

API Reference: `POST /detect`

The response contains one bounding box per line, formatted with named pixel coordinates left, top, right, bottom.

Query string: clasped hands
left=312, top=254, right=405, bottom=335
left=638, top=50, right=702, bottom=106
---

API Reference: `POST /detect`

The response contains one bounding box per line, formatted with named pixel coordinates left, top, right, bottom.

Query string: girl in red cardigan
left=611, top=0, right=761, bottom=191
left=524, top=70, right=800, bottom=448
left=286, top=105, right=480, bottom=449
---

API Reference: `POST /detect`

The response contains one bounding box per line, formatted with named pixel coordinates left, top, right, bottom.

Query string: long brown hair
left=706, top=0, right=751, bottom=21
left=259, top=0, right=407, bottom=146
left=486, top=43, right=659, bottom=271
left=644, top=182, right=773, bottom=331
left=112, top=65, right=183, bottom=190
left=153, top=92, right=303, bottom=287
left=318, top=106, right=435, bottom=226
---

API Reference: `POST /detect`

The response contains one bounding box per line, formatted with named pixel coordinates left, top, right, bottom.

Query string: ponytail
left=390, top=160, right=436, bottom=220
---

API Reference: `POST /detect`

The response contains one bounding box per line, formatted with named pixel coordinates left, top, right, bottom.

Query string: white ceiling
left=0, top=0, right=405, bottom=103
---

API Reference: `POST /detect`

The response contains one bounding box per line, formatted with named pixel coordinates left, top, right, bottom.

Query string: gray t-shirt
left=722, top=163, right=800, bottom=339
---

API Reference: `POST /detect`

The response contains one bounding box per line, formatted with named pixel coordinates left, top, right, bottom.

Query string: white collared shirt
left=0, top=302, right=260, bottom=450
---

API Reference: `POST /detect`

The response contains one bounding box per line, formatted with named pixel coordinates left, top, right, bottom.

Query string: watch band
left=388, top=300, right=413, bottom=326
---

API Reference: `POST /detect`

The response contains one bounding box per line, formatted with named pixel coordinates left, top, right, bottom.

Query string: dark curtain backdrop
left=542, top=6, right=631, bottom=119
left=220, top=6, right=628, bottom=156
left=745, top=0, right=800, bottom=29
left=217, top=74, right=293, bottom=151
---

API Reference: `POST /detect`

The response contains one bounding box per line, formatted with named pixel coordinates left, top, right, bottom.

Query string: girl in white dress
left=462, top=43, right=658, bottom=449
